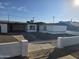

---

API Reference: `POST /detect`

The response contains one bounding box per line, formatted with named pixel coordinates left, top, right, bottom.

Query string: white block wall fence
left=0, top=40, right=28, bottom=59
left=66, top=31, right=79, bottom=35
left=57, top=36, right=79, bottom=48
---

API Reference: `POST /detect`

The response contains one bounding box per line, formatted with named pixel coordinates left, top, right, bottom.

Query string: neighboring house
left=27, top=22, right=67, bottom=34
left=0, top=20, right=67, bottom=34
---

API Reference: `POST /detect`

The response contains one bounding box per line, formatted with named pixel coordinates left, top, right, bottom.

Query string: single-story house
left=0, top=21, right=67, bottom=34
left=26, top=22, right=67, bottom=34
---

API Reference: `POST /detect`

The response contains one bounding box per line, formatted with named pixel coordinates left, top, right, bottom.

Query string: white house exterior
left=39, top=24, right=67, bottom=34
left=0, top=21, right=67, bottom=34
left=0, top=24, right=8, bottom=33
left=26, top=23, right=67, bottom=34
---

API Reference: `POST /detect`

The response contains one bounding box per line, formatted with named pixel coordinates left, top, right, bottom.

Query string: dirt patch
left=0, top=35, right=25, bottom=43
left=28, top=42, right=55, bottom=59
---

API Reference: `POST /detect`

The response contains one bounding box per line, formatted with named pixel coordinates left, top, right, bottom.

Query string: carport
left=8, top=22, right=26, bottom=33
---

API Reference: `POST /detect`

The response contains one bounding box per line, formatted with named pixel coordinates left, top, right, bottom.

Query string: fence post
left=57, top=37, right=63, bottom=48
left=21, top=40, right=28, bottom=57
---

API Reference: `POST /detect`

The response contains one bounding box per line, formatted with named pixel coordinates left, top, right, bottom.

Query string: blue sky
left=0, top=0, right=79, bottom=23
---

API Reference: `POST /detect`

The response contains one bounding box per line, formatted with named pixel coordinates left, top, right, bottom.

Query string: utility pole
left=71, top=18, right=72, bottom=22
left=7, top=7, right=10, bottom=23
left=8, top=13, right=9, bottom=23
left=53, top=16, right=55, bottom=23
left=32, top=17, right=34, bottom=22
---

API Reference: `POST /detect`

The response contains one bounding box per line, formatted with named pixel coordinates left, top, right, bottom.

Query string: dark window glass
left=30, top=26, right=35, bottom=30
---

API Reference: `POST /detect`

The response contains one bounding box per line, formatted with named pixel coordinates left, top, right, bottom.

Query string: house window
left=29, top=25, right=35, bottom=30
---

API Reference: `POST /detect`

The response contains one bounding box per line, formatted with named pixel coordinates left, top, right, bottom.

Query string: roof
left=0, top=20, right=26, bottom=24
left=39, top=23, right=67, bottom=26
left=27, top=22, right=45, bottom=24
left=27, top=22, right=66, bottom=25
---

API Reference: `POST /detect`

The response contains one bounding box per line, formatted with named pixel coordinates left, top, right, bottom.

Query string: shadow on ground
left=0, top=32, right=74, bottom=41
left=6, top=56, right=28, bottom=59
left=47, top=44, right=79, bottom=59
left=22, top=32, right=74, bottom=41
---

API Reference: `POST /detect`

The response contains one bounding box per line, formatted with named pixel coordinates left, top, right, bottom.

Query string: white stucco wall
left=39, top=24, right=46, bottom=32
left=57, top=36, right=79, bottom=48
left=49, top=25, right=67, bottom=32
left=39, top=24, right=67, bottom=34
left=0, top=24, right=7, bottom=33
left=0, top=40, right=28, bottom=58
left=27, top=24, right=37, bottom=32
left=0, top=42, right=21, bottom=58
